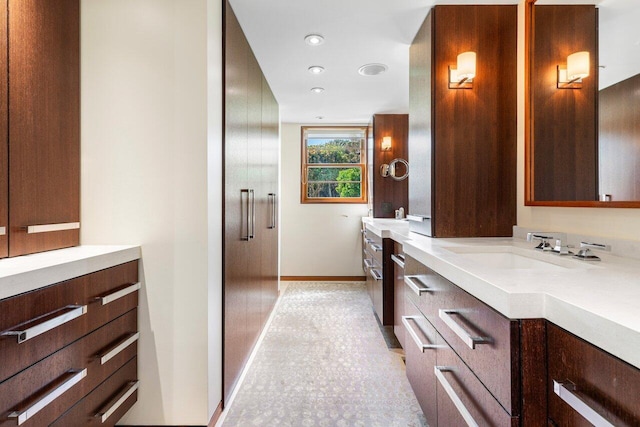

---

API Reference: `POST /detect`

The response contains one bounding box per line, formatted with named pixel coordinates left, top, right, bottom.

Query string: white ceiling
left=229, top=0, right=638, bottom=123
left=229, top=0, right=518, bottom=124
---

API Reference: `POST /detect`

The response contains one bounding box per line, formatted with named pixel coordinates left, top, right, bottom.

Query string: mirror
left=526, top=0, right=640, bottom=207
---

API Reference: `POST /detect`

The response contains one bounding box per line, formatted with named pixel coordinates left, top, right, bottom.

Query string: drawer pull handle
left=391, top=254, right=405, bottom=269
left=96, top=380, right=139, bottom=423
left=0, top=226, right=5, bottom=236
left=434, top=366, right=479, bottom=427
left=2, top=305, right=87, bottom=344
left=363, top=259, right=374, bottom=269
left=553, top=380, right=615, bottom=427
left=402, top=316, right=437, bottom=352
left=404, top=276, right=431, bottom=296
left=364, top=238, right=374, bottom=244
left=9, top=369, right=87, bottom=425
left=26, top=222, right=80, bottom=234
left=371, top=244, right=382, bottom=252
left=439, top=309, right=490, bottom=349
left=99, top=282, right=141, bottom=305
left=369, top=269, right=382, bottom=281
left=99, top=332, right=140, bottom=365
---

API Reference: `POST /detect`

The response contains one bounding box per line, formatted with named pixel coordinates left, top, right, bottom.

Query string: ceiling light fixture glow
left=357, top=63, right=388, bottom=76
left=304, top=34, right=325, bottom=46
left=308, top=65, right=325, bottom=75
left=311, top=87, right=325, bottom=93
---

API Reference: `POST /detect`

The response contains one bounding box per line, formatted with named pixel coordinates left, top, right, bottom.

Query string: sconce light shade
left=558, top=51, right=589, bottom=89
left=381, top=136, right=392, bottom=151
left=449, top=51, right=476, bottom=89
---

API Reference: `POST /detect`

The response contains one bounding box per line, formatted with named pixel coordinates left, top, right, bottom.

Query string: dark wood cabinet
left=391, top=241, right=405, bottom=348
left=408, top=6, right=517, bottom=237
left=1, top=0, right=80, bottom=258
left=361, top=225, right=393, bottom=325
left=367, top=114, right=409, bottom=218
left=223, top=0, right=279, bottom=404
left=547, top=322, right=640, bottom=426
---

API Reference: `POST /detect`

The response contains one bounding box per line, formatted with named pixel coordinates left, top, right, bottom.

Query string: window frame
left=300, top=126, right=368, bottom=204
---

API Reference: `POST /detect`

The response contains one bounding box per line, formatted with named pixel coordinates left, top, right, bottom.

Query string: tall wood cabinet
left=408, top=6, right=516, bottom=237
left=224, top=0, right=279, bottom=405
left=0, top=0, right=80, bottom=258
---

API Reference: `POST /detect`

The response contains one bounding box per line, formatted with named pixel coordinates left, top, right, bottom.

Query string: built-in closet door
left=8, top=0, right=80, bottom=256
left=223, top=3, right=250, bottom=403
left=0, top=4, right=7, bottom=258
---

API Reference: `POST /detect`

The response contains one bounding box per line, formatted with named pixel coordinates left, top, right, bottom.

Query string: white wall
left=80, top=0, right=222, bottom=424
left=280, top=123, right=368, bottom=277
left=515, top=1, right=640, bottom=239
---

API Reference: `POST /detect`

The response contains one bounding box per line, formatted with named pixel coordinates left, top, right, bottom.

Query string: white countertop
left=0, top=245, right=141, bottom=300
left=362, top=217, right=640, bottom=369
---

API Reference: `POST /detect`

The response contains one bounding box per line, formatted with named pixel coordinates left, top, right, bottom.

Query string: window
left=301, top=126, right=368, bottom=203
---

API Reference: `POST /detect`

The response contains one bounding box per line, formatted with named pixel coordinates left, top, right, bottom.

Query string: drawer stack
left=0, top=261, right=140, bottom=426
left=361, top=225, right=393, bottom=325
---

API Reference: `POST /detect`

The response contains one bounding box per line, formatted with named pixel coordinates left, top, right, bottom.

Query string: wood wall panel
left=433, top=5, right=517, bottom=237
left=370, top=114, right=409, bottom=218
left=0, top=3, right=7, bottom=258
left=598, top=73, right=640, bottom=201
left=531, top=5, right=598, bottom=201
left=8, top=0, right=80, bottom=256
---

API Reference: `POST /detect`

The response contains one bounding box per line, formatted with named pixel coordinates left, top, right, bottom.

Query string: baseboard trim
left=209, top=400, right=223, bottom=426
left=280, top=276, right=366, bottom=282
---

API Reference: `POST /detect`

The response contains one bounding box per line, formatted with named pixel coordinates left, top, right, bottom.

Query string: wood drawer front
left=547, top=323, right=640, bottom=427
left=392, top=242, right=405, bottom=348
left=50, top=357, right=138, bottom=427
left=431, top=272, right=518, bottom=415
left=403, top=298, right=437, bottom=425
left=0, top=309, right=137, bottom=427
left=436, top=337, right=516, bottom=427
left=0, top=261, right=138, bottom=383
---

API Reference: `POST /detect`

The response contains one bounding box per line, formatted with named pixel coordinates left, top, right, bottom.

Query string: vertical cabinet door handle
left=249, top=189, right=255, bottom=239
left=438, top=309, right=490, bottom=349
left=401, top=316, right=437, bottom=352
left=9, top=369, right=87, bottom=425
left=434, top=366, right=479, bottom=427
left=2, top=305, right=88, bottom=344
left=553, top=380, right=615, bottom=427
left=241, top=189, right=251, bottom=241
left=95, top=381, right=139, bottom=423
left=268, top=193, right=277, bottom=229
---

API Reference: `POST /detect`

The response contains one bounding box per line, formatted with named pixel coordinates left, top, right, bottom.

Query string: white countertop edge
left=0, top=245, right=141, bottom=300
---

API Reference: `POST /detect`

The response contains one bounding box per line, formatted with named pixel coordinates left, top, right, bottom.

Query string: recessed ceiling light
left=358, top=63, right=388, bottom=76
left=305, top=34, right=325, bottom=46
left=308, top=65, right=325, bottom=75
left=310, top=87, right=325, bottom=93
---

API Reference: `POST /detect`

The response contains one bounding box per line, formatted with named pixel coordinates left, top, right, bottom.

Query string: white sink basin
left=443, top=245, right=593, bottom=271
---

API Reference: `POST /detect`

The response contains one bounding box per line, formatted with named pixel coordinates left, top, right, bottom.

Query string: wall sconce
left=558, top=51, right=589, bottom=89
left=381, top=136, right=392, bottom=151
left=449, top=51, right=476, bottom=89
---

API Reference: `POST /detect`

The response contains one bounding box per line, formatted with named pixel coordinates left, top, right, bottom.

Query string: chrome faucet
left=574, top=241, right=611, bottom=261
left=527, top=232, right=565, bottom=251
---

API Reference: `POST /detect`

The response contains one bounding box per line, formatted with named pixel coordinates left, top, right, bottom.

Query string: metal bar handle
left=96, top=381, right=139, bottom=423
left=371, top=244, right=382, bottom=252
left=0, top=226, right=5, bottom=236
left=364, top=238, right=374, bottom=244
left=249, top=189, right=255, bottom=239
left=9, top=368, right=87, bottom=425
left=553, top=380, right=615, bottom=427
left=99, top=283, right=141, bottom=306
left=99, top=332, right=140, bottom=365
left=391, top=254, right=405, bottom=269
left=434, top=366, right=479, bottom=427
left=2, top=305, right=87, bottom=344
left=404, top=276, right=431, bottom=296
left=26, top=222, right=80, bottom=234
left=268, top=193, right=277, bottom=229
left=363, top=259, right=374, bottom=269
left=369, top=269, right=382, bottom=281
left=439, top=309, right=489, bottom=349
left=241, top=189, right=250, bottom=241
left=402, top=316, right=437, bottom=352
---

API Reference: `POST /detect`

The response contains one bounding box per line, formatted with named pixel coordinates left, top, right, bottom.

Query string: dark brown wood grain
left=0, top=261, right=138, bottom=383
left=370, top=114, right=409, bottom=218
left=530, top=5, right=598, bottom=202
left=392, top=241, right=405, bottom=348
left=50, top=356, right=138, bottom=427
left=598, top=73, right=640, bottom=201
left=520, top=319, right=547, bottom=426
left=8, top=0, right=80, bottom=256
left=0, top=2, right=7, bottom=259
left=547, top=322, right=640, bottom=426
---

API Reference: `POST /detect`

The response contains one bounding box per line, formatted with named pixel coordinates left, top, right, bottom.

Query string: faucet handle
left=552, top=239, right=573, bottom=256
left=527, top=233, right=555, bottom=251
left=574, top=241, right=611, bottom=261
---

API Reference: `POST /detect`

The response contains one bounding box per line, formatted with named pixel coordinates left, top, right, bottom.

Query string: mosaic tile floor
left=221, top=282, right=425, bottom=427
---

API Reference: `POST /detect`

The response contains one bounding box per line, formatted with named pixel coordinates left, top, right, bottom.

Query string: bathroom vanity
left=362, top=217, right=640, bottom=426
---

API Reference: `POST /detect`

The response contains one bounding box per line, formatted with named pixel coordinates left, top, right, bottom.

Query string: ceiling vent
left=358, top=63, right=388, bottom=76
